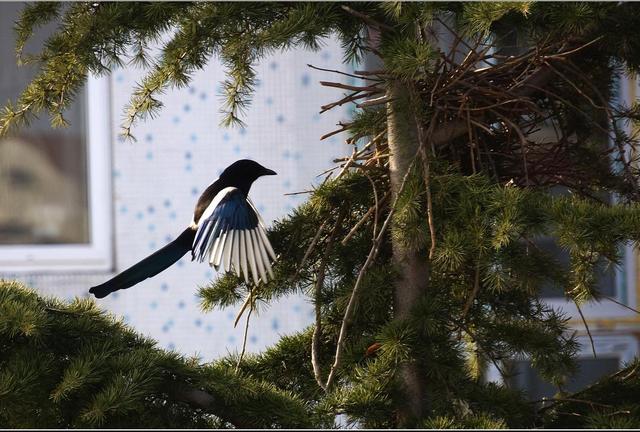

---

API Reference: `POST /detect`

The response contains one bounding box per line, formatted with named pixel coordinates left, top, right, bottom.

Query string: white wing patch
left=192, top=187, right=276, bottom=285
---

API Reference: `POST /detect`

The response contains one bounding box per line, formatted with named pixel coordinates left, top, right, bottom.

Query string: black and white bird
left=89, top=159, right=277, bottom=299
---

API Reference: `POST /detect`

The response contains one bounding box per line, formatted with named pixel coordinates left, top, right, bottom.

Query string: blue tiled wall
left=18, top=38, right=355, bottom=361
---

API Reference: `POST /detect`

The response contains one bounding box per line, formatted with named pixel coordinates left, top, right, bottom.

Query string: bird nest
left=317, top=24, right=640, bottom=203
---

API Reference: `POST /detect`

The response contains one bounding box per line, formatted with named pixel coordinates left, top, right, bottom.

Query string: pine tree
left=3, top=1, right=640, bottom=428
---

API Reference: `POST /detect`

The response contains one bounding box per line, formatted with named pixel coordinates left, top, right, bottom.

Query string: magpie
left=89, top=159, right=278, bottom=299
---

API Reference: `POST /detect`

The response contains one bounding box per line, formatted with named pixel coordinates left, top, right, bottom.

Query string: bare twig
left=321, top=92, right=373, bottom=113
left=533, top=396, right=618, bottom=409
left=319, top=80, right=380, bottom=92
left=308, top=63, right=381, bottom=82
left=602, top=294, right=640, bottom=314
left=236, top=294, right=254, bottom=372
left=321, top=123, right=350, bottom=141
left=538, top=358, right=640, bottom=417
left=320, top=170, right=334, bottom=188
left=435, top=17, right=496, bottom=69
left=492, top=110, right=530, bottom=186
left=293, top=220, right=328, bottom=282
left=357, top=94, right=391, bottom=108
left=316, top=165, right=341, bottom=179
left=234, top=284, right=257, bottom=328
left=312, top=209, right=346, bottom=390
left=422, top=149, right=437, bottom=260
left=354, top=69, right=386, bottom=76
left=467, top=107, right=477, bottom=174
left=468, top=118, right=495, bottom=136
left=574, top=300, right=597, bottom=359
left=325, top=154, right=421, bottom=391
left=545, top=62, right=605, bottom=110
left=341, top=192, right=391, bottom=245
left=284, top=189, right=315, bottom=196
left=364, top=172, right=381, bottom=238
left=336, top=147, right=358, bottom=179
left=412, top=88, right=438, bottom=259
left=334, top=133, right=385, bottom=180
left=462, top=253, right=482, bottom=319
left=340, top=5, right=394, bottom=32
left=543, top=35, right=604, bottom=60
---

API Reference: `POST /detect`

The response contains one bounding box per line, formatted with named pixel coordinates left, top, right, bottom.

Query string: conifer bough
left=3, top=1, right=640, bottom=428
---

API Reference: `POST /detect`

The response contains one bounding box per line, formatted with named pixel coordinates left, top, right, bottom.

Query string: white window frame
left=0, top=74, right=113, bottom=273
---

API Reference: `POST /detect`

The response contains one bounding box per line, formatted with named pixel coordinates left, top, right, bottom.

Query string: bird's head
left=220, top=159, right=277, bottom=195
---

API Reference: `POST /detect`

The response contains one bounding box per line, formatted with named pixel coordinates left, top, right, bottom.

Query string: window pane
left=508, top=357, right=620, bottom=401
left=537, top=237, right=617, bottom=298
left=536, top=186, right=616, bottom=298
left=0, top=3, right=88, bottom=245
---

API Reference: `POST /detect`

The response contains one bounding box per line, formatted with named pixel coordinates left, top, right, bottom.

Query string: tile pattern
left=10, top=38, right=356, bottom=360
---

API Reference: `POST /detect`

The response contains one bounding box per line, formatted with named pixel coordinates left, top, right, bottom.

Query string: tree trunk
left=386, top=80, right=431, bottom=426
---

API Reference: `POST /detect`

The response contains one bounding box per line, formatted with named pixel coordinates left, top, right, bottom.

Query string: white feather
left=239, top=230, right=250, bottom=284
left=232, top=230, right=241, bottom=277
left=203, top=219, right=221, bottom=262
left=254, top=228, right=273, bottom=279
left=245, top=229, right=259, bottom=285
left=209, top=238, right=219, bottom=267
left=257, top=224, right=276, bottom=260
left=223, top=229, right=234, bottom=272
left=209, top=227, right=224, bottom=267
left=250, top=229, right=267, bottom=283
left=255, top=228, right=269, bottom=282
left=193, top=188, right=277, bottom=285
left=212, top=230, right=227, bottom=268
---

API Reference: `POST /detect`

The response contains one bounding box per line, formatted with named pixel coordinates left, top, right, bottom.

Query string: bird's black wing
left=192, top=187, right=276, bottom=285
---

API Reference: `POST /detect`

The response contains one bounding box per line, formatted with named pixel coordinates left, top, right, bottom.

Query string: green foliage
left=540, top=359, right=640, bottom=428
left=14, top=2, right=61, bottom=63
left=5, top=1, right=640, bottom=429
left=423, top=413, right=508, bottom=429
left=7, top=168, right=637, bottom=427
left=0, top=2, right=368, bottom=137
left=200, top=165, right=640, bottom=428
left=380, top=36, right=437, bottom=80
left=461, top=2, right=532, bottom=36
left=379, top=1, right=439, bottom=29
left=0, top=281, right=314, bottom=428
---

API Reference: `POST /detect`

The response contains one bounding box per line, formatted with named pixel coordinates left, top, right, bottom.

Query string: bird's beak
left=263, top=168, right=277, bottom=176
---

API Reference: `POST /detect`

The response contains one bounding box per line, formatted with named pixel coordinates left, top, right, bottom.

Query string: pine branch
left=166, top=383, right=251, bottom=428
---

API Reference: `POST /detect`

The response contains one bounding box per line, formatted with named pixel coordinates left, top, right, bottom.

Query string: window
left=488, top=24, right=631, bottom=305
left=535, top=76, right=640, bottom=314
left=508, top=357, right=620, bottom=401
left=0, top=3, right=112, bottom=272
left=535, top=188, right=617, bottom=299
left=504, top=335, right=638, bottom=401
left=537, top=238, right=617, bottom=298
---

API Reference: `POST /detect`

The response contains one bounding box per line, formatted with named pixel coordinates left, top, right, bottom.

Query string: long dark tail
left=89, top=228, right=196, bottom=299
